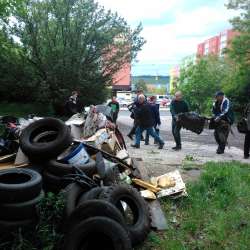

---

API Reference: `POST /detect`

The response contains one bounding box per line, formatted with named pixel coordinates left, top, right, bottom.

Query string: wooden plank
left=132, top=158, right=168, bottom=231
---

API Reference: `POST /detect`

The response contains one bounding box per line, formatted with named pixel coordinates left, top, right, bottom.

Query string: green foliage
left=225, top=0, right=250, bottom=112
left=0, top=192, right=64, bottom=250
left=178, top=0, right=250, bottom=115
left=157, top=162, right=250, bottom=250
left=134, top=79, right=148, bottom=92
left=178, top=56, right=231, bottom=114
left=0, top=0, right=145, bottom=113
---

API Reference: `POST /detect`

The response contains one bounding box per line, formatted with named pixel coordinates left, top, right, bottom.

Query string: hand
left=215, top=117, right=221, bottom=122
left=174, top=115, right=179, bottom=121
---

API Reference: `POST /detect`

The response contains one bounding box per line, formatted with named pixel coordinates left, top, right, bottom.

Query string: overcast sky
left=97, top=0, right=237, bottom=76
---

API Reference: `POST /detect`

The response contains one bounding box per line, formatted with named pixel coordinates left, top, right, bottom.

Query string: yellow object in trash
left=157, top=176, right=176, bottom=188
left=132, top=178, right=162, bottom=193
left=140, top=190, right=157, bottom=200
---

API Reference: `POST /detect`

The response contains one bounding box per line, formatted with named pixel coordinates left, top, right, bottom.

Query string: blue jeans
left=145, top=126, right=159, bottom=143
left=135, top=127, right=164, bottom=146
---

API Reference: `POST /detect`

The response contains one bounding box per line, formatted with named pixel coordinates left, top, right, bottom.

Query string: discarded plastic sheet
left=65, top=113, right=85, bottom=126
left=156, top=170, right=187, bottom=198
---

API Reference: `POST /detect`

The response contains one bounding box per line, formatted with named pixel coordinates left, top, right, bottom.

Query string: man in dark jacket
left=170, top=91, right=189, bottom=150
left=212, top=91, right=234, bottom=154
left=132, top=95, right=164, bottom=149
left=127, top=88, right=146, bottom=140
left=244, top=103, right=250, bottom=159
left=65, top=91, right=81, bottom=117
left=145, top=96, right=161, bottom=145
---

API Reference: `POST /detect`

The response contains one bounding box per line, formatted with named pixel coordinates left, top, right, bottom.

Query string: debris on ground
left=0, top=106, right=187, bottom=249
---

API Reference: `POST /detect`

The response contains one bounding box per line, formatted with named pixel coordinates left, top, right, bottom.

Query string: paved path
left=117, top=110, right=249, bottom=182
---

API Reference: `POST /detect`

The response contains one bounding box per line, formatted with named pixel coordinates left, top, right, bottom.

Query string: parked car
left=156, top=95, right=171, bottom=107
left=116, top=98, right=130, bottom=108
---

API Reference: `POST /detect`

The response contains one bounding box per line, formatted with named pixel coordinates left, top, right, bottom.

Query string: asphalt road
left=117, top=109, right=244, bottom=149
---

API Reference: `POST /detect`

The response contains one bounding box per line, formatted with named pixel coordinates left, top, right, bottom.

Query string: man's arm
left=170, top=101, right=176, bottom=117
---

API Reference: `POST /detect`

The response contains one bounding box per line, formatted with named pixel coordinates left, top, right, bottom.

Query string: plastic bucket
left=62, top=143, right=90, bottom=167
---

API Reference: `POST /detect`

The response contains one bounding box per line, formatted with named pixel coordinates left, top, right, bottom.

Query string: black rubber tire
left=62, top=216, right=132, bottom=250
left=42, top=170, right=69, bottom=192
left=0, top=168, right=42, bottom=203
left=0, top=191, right=44, bottom=220
left=99, top=184, right=151, bottom=246
left=0, top=218, right=37, bottom=233
left=46, top=158, right=96, bottom=177
left=20, top=118, right=72, bottom=161
left=77, top=187, right=104, bottom=206
left=65, top=199, right=126, bottom=231
left=62, top=183, right=88, bottom=219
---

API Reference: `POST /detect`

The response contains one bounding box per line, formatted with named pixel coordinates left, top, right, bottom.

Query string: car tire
left=20, top=118, right=72, bottom=161
left=62, top=216, right=132, bottom=250
left=99, top=184, right=151, bottom=246
left=0, top=168, right=42, bottom=203
left=77, top=187, right=104, bottom=206
left=64, top=199, right=125, bottom=231
left=0, top=191, right=44, bottom=220
left=0, top=218, right=37, bottom=233
left=46, top=158, right=96, bottom=177
left=62, top=183, right=87, bottom=218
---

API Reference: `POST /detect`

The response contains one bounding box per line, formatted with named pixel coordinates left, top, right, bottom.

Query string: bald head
left=175, top=91, right=183, bottom=101
left=138, top=94, right=145, bottom=104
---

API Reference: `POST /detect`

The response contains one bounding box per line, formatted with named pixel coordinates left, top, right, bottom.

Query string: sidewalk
left=118, top=117, right=249, bottom=182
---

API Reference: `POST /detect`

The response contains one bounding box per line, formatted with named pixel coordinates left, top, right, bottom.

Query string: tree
left=225, top=0, right=250, bottom=111
left=178, top=56, right=234, bottom=114
left=134, top=79, right=148, bottom=92
left=7, top=0, right=144, bottom=112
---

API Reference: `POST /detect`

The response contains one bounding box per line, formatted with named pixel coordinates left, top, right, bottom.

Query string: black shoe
left=154, top=140, right=158, bottom=145
left=158, top=142, right=164, bottom=149
left=141, top=137, right=145, bottom=141
left=145, top=142, right=149, bottom=145
left=172, top=146, right=181, bottom=151
left=131, top=144, right=140, bottom=148
left=244, top=155, right=249, bottom=159
left=216, top=149, right=224, bottom=154
left=127, top=134, right=133, bottom=140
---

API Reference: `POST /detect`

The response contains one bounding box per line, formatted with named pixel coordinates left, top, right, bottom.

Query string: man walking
left=212, top=91, right=234, bottom=154
left=145, top=96, right=161, bottom=145
left=170, top=91, right=189, bottom=150
left=127, top=88, right=146, bottom=140
left=131, top=95, right=164, bottom=149
left=108, top=96, right=120, bottom=124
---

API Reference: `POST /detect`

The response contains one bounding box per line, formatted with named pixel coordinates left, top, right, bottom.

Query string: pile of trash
left=0, top=105, right=187, bottom=249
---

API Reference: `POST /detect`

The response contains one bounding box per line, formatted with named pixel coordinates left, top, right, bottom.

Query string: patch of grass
left=0, top=102, right=53, bottom=117
left=154, top=161, right=250, bottom=250
left=0, top=192, right=64, bottom=250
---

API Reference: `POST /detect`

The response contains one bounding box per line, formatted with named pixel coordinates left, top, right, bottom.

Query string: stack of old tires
left=19, top=117, right=97, bottom=193
left=61, top=183, right=151, bottom=250
left=0, top=168, right=43, bottom=232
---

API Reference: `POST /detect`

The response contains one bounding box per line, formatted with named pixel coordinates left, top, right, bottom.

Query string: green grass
left=0, top=102, right=53, bottom=117
left=146, top=161, right=250, bottom=250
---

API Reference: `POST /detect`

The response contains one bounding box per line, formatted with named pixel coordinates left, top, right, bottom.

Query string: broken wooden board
left=132, top=158, right=168, bottom=231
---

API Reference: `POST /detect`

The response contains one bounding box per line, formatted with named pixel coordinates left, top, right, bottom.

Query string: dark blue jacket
left=149, top=103, right=161, bottom=126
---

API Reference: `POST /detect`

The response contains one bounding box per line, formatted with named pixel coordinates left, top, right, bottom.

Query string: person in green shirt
left=108, top=96, right=120, bottom=124
left=170, top=91, right=189, bottom=150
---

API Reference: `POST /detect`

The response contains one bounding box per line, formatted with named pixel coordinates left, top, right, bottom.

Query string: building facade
left=112, top=63, right=131, bottom=91
left=197, top=29, right=238, bottom=58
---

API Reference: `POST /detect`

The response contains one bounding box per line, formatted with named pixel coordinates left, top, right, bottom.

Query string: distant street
left=117, top=109, right=244, bottom=149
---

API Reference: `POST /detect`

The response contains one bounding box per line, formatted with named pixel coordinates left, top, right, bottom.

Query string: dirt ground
left=117, top=117, right=249, bottom=183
